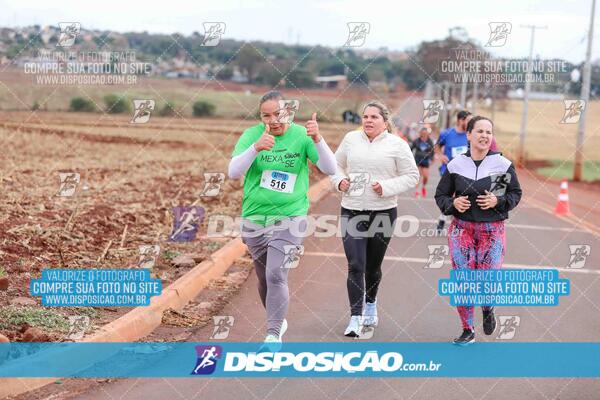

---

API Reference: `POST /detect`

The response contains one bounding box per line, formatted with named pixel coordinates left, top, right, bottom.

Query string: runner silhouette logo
left=169, top=206, right=205, bottom=242
left=344, top=22, right=370, bottom=47
left=560, top=100, right=586, bottom=124
left=210, top=316, right=234, bottom=340
left=130, top=99, right=155, bottom=124
left=57, top=22, right=81, bottom=47
left=57, top=172, right=80, bottom=197
left=496, top=316, right=520, bottom=340
left=425, top=245, right=449, bottom=269
left=420, top=100, right=444, bottom=124
left=489, top=173, right=511, bottom=196
left=192, top=345, right=222, bottom=375
left=567, top=244, right=591, bottom=269
left=201, top=23, right=226, bottom=46
left=347, top=172, right=370, bottom=197
left=485, top=22, right=512, bottom=47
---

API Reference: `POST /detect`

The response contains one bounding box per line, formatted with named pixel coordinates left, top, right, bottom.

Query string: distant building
left=40, top=26, right=58, bottom=45
left=355, top=48, right=408, bottom=62
left=315, top=75, right=347, bottom=89
left=0, top=28, right=16, bottom=40
left=369, top=80, right=389, bottom=92
left=231, top=67, right=249, bottom=83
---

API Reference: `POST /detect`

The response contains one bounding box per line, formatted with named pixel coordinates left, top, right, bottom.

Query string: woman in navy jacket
left=435, top=116, right=522, bottom=345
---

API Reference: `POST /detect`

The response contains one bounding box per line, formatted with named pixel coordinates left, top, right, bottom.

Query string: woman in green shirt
left=228, top=91, right=337, bottom=347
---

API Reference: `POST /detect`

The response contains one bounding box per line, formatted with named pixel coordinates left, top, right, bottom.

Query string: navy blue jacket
left=435, top=150, right=522, bottom=222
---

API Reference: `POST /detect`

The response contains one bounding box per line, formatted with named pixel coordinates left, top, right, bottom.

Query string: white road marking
left=310, top=214, right=587, bottom=233
left=303, top=251, right=600, bottom=275
left=416, top=218, right=587, bottom=233
left=396, top=196, right=538, bottom=208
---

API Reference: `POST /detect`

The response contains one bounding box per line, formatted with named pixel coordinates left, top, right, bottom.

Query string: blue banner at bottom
left=0, top=342, right=599, bottom=378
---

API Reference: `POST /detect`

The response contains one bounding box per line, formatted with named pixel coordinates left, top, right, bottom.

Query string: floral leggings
left=448, top=218, right=506, bottom=330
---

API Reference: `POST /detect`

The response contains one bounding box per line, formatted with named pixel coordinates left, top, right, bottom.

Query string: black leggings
left=341, top=207, right=397, bottom=316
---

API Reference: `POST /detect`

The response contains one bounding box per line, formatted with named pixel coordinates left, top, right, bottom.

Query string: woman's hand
left=338, top=178, right=350, bottom=192
left=476, top=190, right=498, bottom=210
left=453, top=196, right=471, bottom=213
left=372, top=182, right=383, bottom=196
left=305, top=112, right=322, bottom=143
left=253, top=124, right=275, bottom=152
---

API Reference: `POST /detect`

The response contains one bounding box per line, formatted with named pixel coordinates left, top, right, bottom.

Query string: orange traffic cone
left=554, top=180, right=570, bottom=216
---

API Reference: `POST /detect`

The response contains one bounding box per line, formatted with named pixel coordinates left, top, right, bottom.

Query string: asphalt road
left=74, top=166, right=600, bottom=400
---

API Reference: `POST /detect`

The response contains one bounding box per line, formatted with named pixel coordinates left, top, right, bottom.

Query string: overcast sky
left=0, top=0, right=597, bottom=63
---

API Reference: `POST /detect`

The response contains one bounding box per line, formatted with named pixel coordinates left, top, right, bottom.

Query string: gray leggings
left=241, top=217, right=307, bottom=337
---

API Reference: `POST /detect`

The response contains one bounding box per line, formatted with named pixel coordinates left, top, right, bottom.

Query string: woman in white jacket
left=331, top=100, right=419, bottom=337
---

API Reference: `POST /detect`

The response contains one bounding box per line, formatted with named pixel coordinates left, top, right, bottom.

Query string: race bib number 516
left=260, top=170, right=297, bottom=194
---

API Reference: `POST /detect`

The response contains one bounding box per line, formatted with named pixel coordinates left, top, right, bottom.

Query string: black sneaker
left=435, top=220, right=445, bottom=236
left=453, top=329, right=475, bottom=346
left=483, top=309, right=496, bottom=335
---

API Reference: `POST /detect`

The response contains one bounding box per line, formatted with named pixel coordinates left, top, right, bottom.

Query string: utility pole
left=441, top=81, right=450, bottom=129
left=518, top=25, right=547, bottom=167
left=472, top=74, right=478, bottom=114
left=491, top=85, right=496, bottom=122
left=460, top=73, right=467, bottom=109
left=574, top=0, right=596, bottom=181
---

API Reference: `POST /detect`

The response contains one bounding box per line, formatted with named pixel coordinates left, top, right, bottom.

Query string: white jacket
left=330, top=130, right=419, bottom=210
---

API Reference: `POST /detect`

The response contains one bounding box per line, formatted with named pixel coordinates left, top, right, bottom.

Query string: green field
left=536, top=160, right=600, bottom=182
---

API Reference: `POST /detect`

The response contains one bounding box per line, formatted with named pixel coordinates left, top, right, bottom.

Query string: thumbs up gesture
left=253, top=124, right=275, bottom=152
left=305, top=112, right=322, bottom=143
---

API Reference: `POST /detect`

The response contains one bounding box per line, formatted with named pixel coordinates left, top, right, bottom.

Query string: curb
left=0, top=177, right=333, bottom=399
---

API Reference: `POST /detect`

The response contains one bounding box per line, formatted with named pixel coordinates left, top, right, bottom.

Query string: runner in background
left=434, top=116, right=522, bottom=345
left=490, top=136, right=499, bottom=152
left=331, top=100, right=419, bottom=338
left=410, top=125, right=435, bottom=197
left=408, top=122, right=419, bottom=142
left=228, top=91, right=337, bottom=348
left=395, top=124, right=409, bottom=142
left=434, top=110, right=472, bottom=234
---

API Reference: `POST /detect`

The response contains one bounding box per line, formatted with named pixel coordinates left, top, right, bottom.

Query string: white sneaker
left=279, top=319, right=288, bottom=341
left=259, top=319, right=287, bottom=353
left=344, top=316, right=362, bottom=337
left=260, top=334, right=282, bottom=353
left=264, top=334, right=280, bottom=343
left=363, top=301, right=378, bottom=327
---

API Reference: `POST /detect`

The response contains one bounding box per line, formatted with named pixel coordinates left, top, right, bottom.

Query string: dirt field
left=0, top=109, right=351, bottom=342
